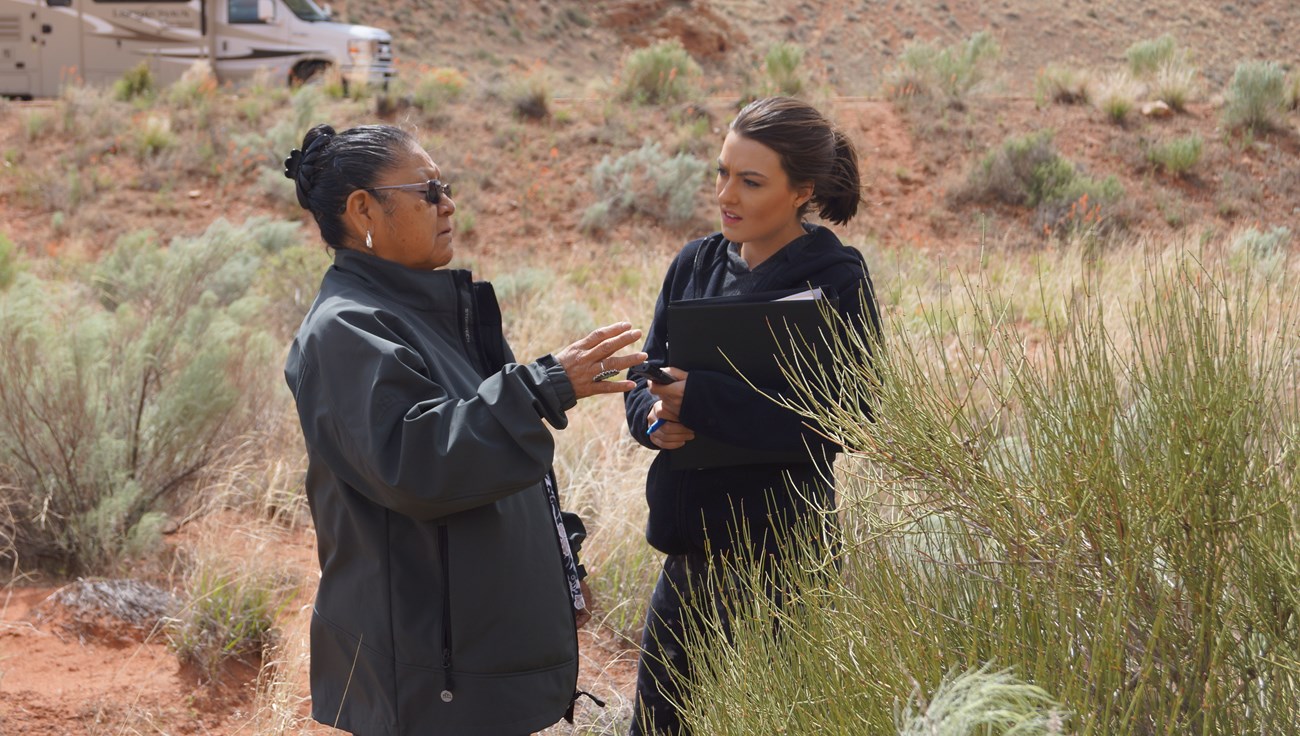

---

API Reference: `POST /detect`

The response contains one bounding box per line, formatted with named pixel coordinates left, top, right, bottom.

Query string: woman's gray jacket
left=284, top=249, right=581, bottom=736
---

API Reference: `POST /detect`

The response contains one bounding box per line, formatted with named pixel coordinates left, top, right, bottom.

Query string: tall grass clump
left=580, top=141, right=709, bottom=232
left=1092, top=71, right=1139, bottom=124
left=1223, top=60, right=1288, bottom=132
left=1145, top=134, right=1203, bottom=176
left=168, top=548, right=295, bottom=677
left=1125, top=35, right=1197, bottom=111
left=672, top=245, right=1300, bottom=734
left=1034, top=63, right=1090, bottom=106
left=618, top=40, right=701, bottom=106
left=508, top=68, right=551, bottom=121
left=0, top=218, right=294, bottom=577
left=886, top=30, right=1000, bottom=106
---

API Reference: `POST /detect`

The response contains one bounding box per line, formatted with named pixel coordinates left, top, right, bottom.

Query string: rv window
left=228, top=0, right=265, bottom=23
left=46, top=0, right=72, bottom=6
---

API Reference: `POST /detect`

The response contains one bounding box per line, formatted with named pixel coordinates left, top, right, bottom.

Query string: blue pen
left=647, top=418, right=667, bottom=434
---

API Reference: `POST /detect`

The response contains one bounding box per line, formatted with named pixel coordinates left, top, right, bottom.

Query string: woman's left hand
left=647, top=366, right=689, bottom=417
left=554, top=322, right=647, bottom=400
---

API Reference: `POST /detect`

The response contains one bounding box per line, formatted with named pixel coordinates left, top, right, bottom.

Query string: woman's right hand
left=554, top=322, right=647, bottom=401
left=646, top=401, right=695, bottom=449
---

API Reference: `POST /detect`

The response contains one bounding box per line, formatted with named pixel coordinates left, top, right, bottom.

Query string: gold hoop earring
left=365, top=230, right=373, bottom=250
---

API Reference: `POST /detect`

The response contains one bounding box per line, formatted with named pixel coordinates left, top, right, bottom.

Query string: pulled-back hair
left=283, top=124, right=416, bottom=248
left=729, top=97, right=862, bottom=225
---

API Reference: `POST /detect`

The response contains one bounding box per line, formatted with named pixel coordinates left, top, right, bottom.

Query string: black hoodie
left=625, top=224, right=881, bottom=556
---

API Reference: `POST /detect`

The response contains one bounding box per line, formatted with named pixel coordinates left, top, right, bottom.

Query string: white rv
left=0, top=0, right=394, bottom=98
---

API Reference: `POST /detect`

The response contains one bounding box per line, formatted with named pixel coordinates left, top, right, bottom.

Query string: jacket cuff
left=536, top=354, right=578, bottom=412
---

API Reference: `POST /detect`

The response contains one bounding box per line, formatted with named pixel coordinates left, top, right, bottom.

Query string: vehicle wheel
left=290, top=61, right=329, bottom=87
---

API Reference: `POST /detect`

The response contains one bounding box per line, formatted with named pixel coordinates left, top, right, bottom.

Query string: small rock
left=1141, top=100, right=1172, bottom=118
left=187, top=189, right=202, bottom=198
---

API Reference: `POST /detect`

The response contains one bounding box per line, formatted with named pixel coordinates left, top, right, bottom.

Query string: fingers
left=649, top=422, right=694, bottom=450
left=576, top=322, right=636, bottom=351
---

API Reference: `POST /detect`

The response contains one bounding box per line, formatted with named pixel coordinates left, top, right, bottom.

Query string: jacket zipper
left=438, top=525, right=455, bottom=702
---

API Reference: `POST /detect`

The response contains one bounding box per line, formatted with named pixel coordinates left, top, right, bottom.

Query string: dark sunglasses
left=366, top=179, right=453, bottom=205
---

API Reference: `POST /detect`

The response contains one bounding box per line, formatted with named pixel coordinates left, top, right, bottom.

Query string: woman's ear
left=343, top=189, right=379, bottom=246
left=793, top=183, right=814, bottom=209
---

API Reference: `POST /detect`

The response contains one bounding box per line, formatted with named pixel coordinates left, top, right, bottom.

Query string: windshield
left=280, top=0, right=328, bottom=22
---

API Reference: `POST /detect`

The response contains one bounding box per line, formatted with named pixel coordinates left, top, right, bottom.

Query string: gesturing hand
left=554, top=322, right=647, bottom=401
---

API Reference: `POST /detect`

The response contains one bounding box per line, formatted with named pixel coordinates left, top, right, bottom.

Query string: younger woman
left=624, top=97, right=881, bottom=735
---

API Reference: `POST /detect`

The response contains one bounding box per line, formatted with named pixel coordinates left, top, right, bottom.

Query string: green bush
left=1223, top=60, right=1287, bottom=132
left=763, top=43, right=807, bottom=97
left=888, top=31, right=1000, bottom=104
left=410, top=66, right=467, bottom=112
left=961, top=131, right=1119, bottom=209
left=113, top=61, right=155, bottom=102
left=0, top=219, right=291, bottom=576
left=0, top=231, right=17, bottom=291
left=580, top=141, right=709, bottom=231
left=619, top=40, right=701, bottom=105
left=676, top=254, right=1300, bottom=734
left=1146, top=134, right=1203, bottom=175
left=1125, top=34, right=1176, bottom=77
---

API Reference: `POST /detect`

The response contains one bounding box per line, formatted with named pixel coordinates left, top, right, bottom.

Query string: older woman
left=283, top=123, right=645, bottom=736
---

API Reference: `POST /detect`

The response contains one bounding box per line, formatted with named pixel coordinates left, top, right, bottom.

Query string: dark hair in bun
left=284, top=124, right=417, bottom=248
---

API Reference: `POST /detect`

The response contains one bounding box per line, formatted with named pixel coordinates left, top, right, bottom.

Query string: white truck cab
left=0, top=0, right=394, bottom=98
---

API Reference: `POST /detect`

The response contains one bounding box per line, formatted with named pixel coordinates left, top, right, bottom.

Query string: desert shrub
left=763, top=42, right=807, bottom=97
left=410, top=66, right=468, bottom=112
left=0, top=231, right=17, bottom=290
left=133, top=114, right=176, bottom=158
left=887, top=30, right=1000, bottom=104
left=22, top=109, right=53, bottom=142
left=1287, top=72, right=1300, bottom=111
left=1228, top=226, right=1291, bottom=279
left=0, top=219, right=289, bottom=576
left=1093, top=71, right=1139, bottom=124
left=166, top=60, right=218, bottom=109
left=676, top=252, right=1300, bottom=734
left=580, top=141, right=709, bottom=231
left=168, top=553, right=294, bottom=676
left=1145, top=134, right=1203, bottom=176
left=961, top=131, right=1120, bottom=208
left=1223, top=60, right=1288, bottom=132
left=1125, top=34, right=1177, bottom=77
left=1034, top=63, right=1090, bottom=106
left=957, top=131, right=1122, bottom=236
left=113, top=61, right=155, bottom=102
left=508, top=70, right=551, bottom=121
left=619, top=40, right=701, bottom=106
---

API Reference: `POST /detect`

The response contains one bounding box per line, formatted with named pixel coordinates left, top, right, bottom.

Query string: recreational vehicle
left=0, top=0, right=394, bottom=98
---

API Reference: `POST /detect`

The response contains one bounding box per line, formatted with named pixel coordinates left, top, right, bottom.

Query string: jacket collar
left=332, top=248, right=470, bottom=312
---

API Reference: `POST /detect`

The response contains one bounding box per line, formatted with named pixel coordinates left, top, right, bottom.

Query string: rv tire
left=290, top=61, right=330, bottom=87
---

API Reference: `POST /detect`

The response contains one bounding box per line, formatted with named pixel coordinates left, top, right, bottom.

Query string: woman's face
left=714, top=131, right=810, bottom=255
left=367, top=144, right=456, bottom=270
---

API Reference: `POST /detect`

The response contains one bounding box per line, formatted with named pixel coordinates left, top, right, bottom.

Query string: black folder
left=666, top=287, right=839, bottom=470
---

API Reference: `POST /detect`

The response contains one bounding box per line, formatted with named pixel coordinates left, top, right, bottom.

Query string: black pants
left=629, top=552, right=741, bottom=736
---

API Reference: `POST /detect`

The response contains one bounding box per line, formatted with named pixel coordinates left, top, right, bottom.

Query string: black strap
left=564, top=689, right=607, bottom=723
